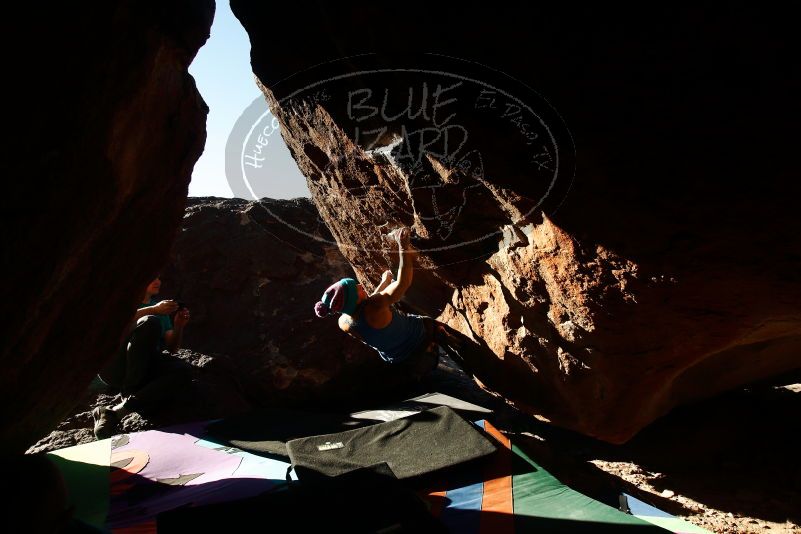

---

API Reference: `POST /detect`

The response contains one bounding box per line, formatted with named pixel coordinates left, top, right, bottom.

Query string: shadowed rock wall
left=0, top=0, right=214, bottom=454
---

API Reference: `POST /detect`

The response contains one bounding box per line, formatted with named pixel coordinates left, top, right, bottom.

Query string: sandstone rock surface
left=232, top=2, right=801, bottom=442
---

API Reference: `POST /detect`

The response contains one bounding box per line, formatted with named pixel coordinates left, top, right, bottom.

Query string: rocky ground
left=29, top=349, right=800, bottom=533
left=428, top=359, right=801, bottom=534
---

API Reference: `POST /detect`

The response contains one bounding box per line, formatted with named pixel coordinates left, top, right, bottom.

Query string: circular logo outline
left=226, top=54, right=575, bottom=255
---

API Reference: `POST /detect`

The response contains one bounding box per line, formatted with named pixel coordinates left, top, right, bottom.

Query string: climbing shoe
left=92, top=406, right=119, bottom=440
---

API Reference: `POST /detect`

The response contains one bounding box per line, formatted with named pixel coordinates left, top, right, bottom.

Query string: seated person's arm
left=164, top=308, right=190, bottom=353
left=135, top=300, right=178, bottom=321
left=134, top=307, right=154, bottom=321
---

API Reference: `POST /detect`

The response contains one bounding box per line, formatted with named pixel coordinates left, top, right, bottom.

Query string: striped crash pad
left=418, top=420, right=712, bottom=533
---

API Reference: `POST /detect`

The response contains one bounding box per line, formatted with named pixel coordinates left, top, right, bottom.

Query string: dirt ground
left=425, top=357, right=801, bottom=534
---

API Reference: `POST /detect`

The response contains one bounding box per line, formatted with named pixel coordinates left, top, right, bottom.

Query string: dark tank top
left=351, top=305, right=427, bottom=363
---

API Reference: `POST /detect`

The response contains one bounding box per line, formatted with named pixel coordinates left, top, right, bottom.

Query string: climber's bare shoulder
left=338, top=313, right=353, bottom=333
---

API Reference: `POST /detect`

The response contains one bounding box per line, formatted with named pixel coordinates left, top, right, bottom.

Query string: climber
left=314, top=227, right=461, bottom=378
left=92, top=276, right=191, bottom=439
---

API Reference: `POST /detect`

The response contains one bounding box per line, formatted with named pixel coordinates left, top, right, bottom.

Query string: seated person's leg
left=97, top=345, right=126, bottom=391
left=93, top=316, right=165, bottom=438
left=97, top=315, right=161, bottom=391
left=121, top=315, right=162, bottom=395
left=123, top=354, right=189, bottom=415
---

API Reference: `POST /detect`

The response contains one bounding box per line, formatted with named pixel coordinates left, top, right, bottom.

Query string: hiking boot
left=92, top=406, right=119, bottom=440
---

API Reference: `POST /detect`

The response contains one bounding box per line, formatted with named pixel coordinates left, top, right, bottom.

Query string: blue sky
left=188, top=1, right=309, bottom=199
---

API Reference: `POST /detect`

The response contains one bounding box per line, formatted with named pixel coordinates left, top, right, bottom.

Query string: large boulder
left=0, top=0, right=213, bottom=454
left=232, top=2, right=801, bottom=442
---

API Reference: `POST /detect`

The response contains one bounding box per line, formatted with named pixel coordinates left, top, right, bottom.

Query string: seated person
left=314, top=227, right=459, bottom=378
left=93, top=276, right=190, bottom=438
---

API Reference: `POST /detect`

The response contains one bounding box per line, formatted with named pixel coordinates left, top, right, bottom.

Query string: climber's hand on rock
left=394, top=227, right=411, bottom=247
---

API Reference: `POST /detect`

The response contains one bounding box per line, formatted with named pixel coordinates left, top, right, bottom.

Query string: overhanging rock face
left=1, top=1, right=213, bottom=454
left=233, top=2, right=801, bottom=442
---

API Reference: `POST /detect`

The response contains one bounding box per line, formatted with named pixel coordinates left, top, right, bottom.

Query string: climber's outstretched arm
left=374, top=227, right=416, bottom=306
